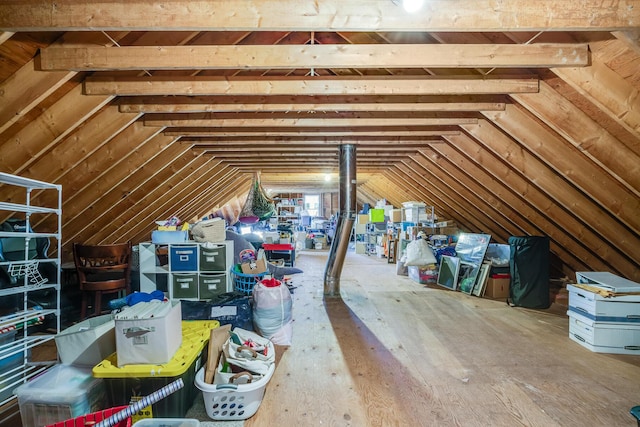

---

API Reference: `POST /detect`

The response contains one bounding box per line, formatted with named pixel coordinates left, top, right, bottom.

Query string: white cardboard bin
left=115, top=300, right=182, bottom=367
left=568, top=311, right=640, bottom=355
left=55, top=313, right=115, bottom=366
left=567, top=284, right=640, bottom=323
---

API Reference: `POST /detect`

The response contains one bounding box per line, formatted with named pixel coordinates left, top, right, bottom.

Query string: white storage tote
left=194, top=363, right=275, bottom=421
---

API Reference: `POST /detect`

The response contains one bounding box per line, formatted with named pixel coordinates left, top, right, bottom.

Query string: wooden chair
left=73, top=242, right=132, bottom=320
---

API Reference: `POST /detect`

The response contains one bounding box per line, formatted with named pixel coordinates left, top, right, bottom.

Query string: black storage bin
left=508, top=235, right=550, bottom=309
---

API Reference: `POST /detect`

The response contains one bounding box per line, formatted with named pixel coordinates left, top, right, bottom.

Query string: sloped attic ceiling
left=0, top=0, right=638, bottom=281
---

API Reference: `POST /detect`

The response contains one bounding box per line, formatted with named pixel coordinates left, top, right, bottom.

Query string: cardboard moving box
left=484, top=277, right=510, bottom=299
left=241, top=258, right=268, bottom=274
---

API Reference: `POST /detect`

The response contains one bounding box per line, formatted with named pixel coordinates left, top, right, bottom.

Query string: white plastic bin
left=15, top=364, right=106, bottom=427
left=132, top=418, right=200, bottom=427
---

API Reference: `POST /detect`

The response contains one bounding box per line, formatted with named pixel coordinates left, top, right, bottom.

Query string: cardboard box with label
left=241, top=258, right=268, bottom=274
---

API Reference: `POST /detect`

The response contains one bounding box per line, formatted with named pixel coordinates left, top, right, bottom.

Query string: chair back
left=73, top=242, right=132, bottom=293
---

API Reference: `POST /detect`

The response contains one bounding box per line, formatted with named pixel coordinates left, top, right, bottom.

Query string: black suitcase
left=508, top=236, right=551, bottom=309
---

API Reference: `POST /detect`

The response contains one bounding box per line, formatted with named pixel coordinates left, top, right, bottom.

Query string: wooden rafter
left=2, top=0, right=638, bottom=31
left=143, top=117, right=478, bottom=127
left=40, top=44, right=590, bottom=70
left=84, top=76, right=540, bottom=96
left=165, top=130, right=460, bottom=137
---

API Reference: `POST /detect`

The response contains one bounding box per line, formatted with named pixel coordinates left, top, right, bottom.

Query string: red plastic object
left=45, top=406, right=132, bottom=427
left=262, top=243, right=294, bottom=251
left=259, top=277, right=282, bottom=288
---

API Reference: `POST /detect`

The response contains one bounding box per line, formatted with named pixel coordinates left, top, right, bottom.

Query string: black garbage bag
left=181, top=292, right=253, bottom=331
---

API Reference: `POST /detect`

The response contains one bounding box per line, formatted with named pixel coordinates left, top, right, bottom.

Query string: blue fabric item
left=434, top=246, right=457, bottom=264
left=127, top=290, right=165, bottom=306
left=110, top=290, right=166, bottom=309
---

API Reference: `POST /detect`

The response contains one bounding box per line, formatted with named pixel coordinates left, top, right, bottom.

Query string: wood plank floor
left=198, top=248, right=640, bottom=427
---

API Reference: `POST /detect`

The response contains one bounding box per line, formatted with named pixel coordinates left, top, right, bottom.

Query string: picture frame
left=436, top=255, right=461, bottom=291
left=472, top=262, right=491, bottom=297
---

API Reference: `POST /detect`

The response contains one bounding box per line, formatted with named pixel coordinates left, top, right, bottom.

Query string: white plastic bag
left=252, top=279, right=293, bottom=345
left=404, top=238, right=437, bottom=266
left=222, top=327, right=275, bottom=375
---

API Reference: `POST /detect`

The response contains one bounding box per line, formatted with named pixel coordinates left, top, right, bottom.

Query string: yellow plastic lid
left=93, top=320, right=219, bottom=378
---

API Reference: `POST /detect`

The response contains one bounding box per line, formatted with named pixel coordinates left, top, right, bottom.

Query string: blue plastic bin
left=230, top=265, right=267, bottom=295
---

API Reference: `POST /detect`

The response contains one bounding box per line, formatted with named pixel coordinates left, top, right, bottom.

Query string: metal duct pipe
left=324, top=144, right=356, bottom=297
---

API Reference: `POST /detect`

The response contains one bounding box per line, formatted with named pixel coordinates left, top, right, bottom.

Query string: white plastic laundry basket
left=195, top=363, right=275, bottom=421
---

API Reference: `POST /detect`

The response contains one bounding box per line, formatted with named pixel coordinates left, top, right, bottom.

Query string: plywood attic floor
left=190, top=248, right=640, bottom=427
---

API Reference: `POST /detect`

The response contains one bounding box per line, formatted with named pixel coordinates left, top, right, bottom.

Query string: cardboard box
left=484, top=277, right=510, bottom=299
left=55, top=314, right=115, bottom=366
left=440, top=227, right=460, bottom=236
left=241, top=258, right=268, bottom=274
left=568, top=311, right=640, bottom=355
left=356, top=214, right=370, bottom=224
left=115, top=300, right=182, bottom=367
left=390, top=209, right=402, bottom=223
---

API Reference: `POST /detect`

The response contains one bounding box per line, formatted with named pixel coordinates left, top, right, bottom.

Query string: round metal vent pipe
left=324, top=144, right=356, bottom=297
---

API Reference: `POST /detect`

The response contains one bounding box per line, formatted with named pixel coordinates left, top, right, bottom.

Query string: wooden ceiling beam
left=190, top=144, right=436, bottom=151
left=84, top=76, right=540, bottom=96
left=482, top=104, right=639, bottom=235
left=430, top=137, right=600, bottom=274
left=41, top=44, right=590, bottom=71
left=145, top=117, right=477, bottom=127
left=63, top=135, right=190, bottom=245
left=182, top=139, right=445, bottom=146
left=121, top=101, right=506, bottom=114
left=461, top=119, right=640, bottom=277
left=512, top=82, right=639, bottom=197
left=0, top=31, right=132, bottom=135
left=552, top=60, right=640, bottom=139
left=3, top=0, right=637, bottom=31
left=166, top=130, right=459, bottom=137
left=0, top=84, right=112, bottom=176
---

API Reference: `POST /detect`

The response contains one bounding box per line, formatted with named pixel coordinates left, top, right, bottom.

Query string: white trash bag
left=252, top=278, right=293, bottom=346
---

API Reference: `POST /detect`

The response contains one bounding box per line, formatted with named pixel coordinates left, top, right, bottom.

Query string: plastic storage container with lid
left=15, top=364, right=106, bottom=427
left=132, top=418, right=200, bottom=427
left=93, top=320, right=218, bottom=418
